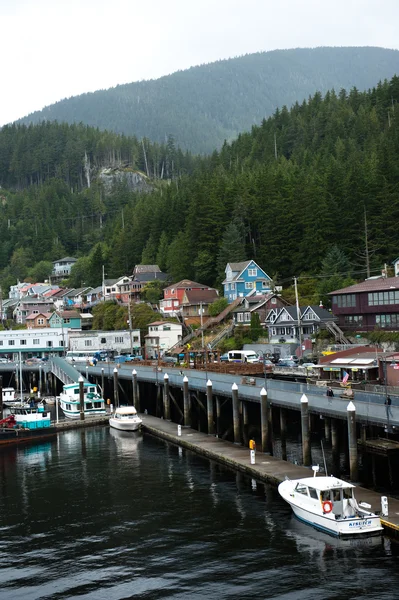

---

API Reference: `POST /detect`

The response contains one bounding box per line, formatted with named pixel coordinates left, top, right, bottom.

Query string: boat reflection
left=286, top=515, right=384, bottom=555
left=109, top=427, right=143, bottom=456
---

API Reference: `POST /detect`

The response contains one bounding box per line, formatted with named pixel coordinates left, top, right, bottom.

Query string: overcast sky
left=1, top=0, right=398, bottom=125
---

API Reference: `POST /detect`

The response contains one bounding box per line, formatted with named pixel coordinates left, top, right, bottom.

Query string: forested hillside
left=17, top=47, right=399, bottom=154
left=1, top=76, right=399, bottom=296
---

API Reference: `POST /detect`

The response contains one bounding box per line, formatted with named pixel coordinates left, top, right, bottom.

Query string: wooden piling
left=206, top=379, right=214, bottom=435
left=164, top=373, right=170, bottom=420
left=280, top=407, right=287, bottom=461
left=0, top=375, right=3, bottom=420
left=183, top=376, right=190, bottom=426
left=324, top=417, right=331, bottom=442
left=260, top=387, right=270, bottom=453
left=79, top=376, right=85, bottom=421
left=347, top=401, right=358, bottom=481
left=232, top=383, right=240, bottom=444
left=113, top=368, right=119, bottom=408
left=101, top=368, right=105, bottom=400
left=301, top=394, right=311, bottom=466
left=132, top=369, right=139, bottom=411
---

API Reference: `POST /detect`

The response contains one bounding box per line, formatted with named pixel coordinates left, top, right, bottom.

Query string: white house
left=52, top=257, right=77, bottom=282
left=145, top=321, right=182, bottom=358
left=68, top=330, right=141, bottom=355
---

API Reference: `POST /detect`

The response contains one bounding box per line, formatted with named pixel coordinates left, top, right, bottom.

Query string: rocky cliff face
left=98, top=167, right=152, bottom=194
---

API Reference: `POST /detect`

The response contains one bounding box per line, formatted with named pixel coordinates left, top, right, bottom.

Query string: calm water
left=0, top=428, right=398, bottom=600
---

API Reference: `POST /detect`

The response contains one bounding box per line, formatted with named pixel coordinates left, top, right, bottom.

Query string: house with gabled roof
left=223, top=260, right=272, bottom=303
left=160, top=280, right=215, bottom=316
left=26, top=312, right=51, bottom=329
left=103, top=277, right=132, bottom=303
left=232, top=293, right=288, bottom=327
left=267, top=304, right=336, bottom=345
left=48, top=310, right=81, bottom=329
left=130, top=265, right=168, bottom=301
left=180, top=288, right=219, bottom=325
left=51, top=257, right=77, bottom=283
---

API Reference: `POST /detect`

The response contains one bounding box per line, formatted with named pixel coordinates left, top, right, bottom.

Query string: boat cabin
left=293, top=477, right=360, bottom=518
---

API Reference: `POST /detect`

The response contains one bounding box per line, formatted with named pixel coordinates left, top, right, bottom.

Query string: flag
left=342, top=371, right=349, bottom=385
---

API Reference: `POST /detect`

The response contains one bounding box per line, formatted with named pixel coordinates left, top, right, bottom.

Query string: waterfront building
left=68, top=329, right=141, bottom=355
left=330, top=276, right=399, bottom=332
left=0, top=328, right=67, bottom=358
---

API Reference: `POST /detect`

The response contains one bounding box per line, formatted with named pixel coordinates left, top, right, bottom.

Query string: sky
left=1, top=0, right=399, bottom=125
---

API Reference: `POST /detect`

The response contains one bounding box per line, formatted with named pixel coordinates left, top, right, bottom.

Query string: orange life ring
left=323, top=500, right=333, bottom=513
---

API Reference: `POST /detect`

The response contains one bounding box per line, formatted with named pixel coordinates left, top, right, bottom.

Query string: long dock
left=140, top=413, right=399, bottom=536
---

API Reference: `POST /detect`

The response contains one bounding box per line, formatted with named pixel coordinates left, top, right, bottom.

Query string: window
left=308, top=487, right=319, bottom=500
left=46, top=341, right=52, bottom=347
left=244, top=312, right=251, bottom=322
left=262, top=281, right=269, bottom=288
left=295, top=483, right=308, bottom=496
left=20, top=340, right=26, bottom=345
left=245, top=282, right=253, bottom=289
left=33, top=339, right=39, bottom=344
left=237, top=313, right=244, bottom=322
left=0, top=341, right=2, bottom=345
left=376, top=314, right=399, bottom=328
left=248, top=268, right=257, bottom=277
left=336, top=294, right=356, bottom=308
left=303, top=312, right=315, bottom=321
left=115, top=336, right=124, bottom=343
left=63, top=318, right=70, bottom=324
left=280, top=312, right=288, bottom=321
left=163, top=326, right=171, bottom=331
left=8, top=340, right=14, bottom=346
left=271, top=328, right=276, bottom=335
left=230, top=283, right=236, bottom=291
left=84, top=340, right=92, bottom=347
left=133, top=336, right=139, bottom=342
left=344, top=315, right=363, bottom=325
left=368, top=291, right=399, bottom=306
left=271, top=297, right=277, bottom=304
left=37, top=318, right=44, bottom=325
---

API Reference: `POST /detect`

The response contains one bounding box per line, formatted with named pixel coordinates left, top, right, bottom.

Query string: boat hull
left=109, top=417, right=142, bottom=431
left=278, top=480, right=383, bottom=537
left=61, top=407, right=107, bottom=419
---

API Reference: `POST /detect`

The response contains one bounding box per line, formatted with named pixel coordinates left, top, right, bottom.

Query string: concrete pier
left=140, top=412, right=399, bottom=537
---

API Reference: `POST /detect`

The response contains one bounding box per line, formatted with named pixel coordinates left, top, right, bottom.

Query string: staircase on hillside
left=208, top=322, right=235, bottom=350
left=325, top=321, right=351, bottom=345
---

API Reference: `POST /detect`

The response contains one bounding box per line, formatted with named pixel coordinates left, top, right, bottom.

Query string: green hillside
left=1, top=75, right=399, bottom=296
left=17, top=47, right=399, bottom=154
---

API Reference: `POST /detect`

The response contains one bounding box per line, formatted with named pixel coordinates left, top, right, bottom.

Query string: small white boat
left=109, top=406, right=142, bottom=431
left=2, top=387, right=17, bottom=406
left=278, top=467, right=383, bottom=537
left=59, top=382, right=107, bottom=419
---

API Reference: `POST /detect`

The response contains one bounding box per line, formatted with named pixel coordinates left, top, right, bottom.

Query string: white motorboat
left=109, top=406, right=142, bottom=431
left=59, top=382, right=107, bottom=419
left=278, top=467, right=383, bottom=537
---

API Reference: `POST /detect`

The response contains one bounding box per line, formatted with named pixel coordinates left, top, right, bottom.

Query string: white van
left=227, top=350, right=260, bottom=364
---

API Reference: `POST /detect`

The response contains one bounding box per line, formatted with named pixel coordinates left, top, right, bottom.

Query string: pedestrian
left=326, top=387, right=334, bottom=397
left=385, top=395, right=393, bottom=419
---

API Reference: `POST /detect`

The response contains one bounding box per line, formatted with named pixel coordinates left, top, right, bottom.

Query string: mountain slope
left=17, top=46, right=399, bottom=154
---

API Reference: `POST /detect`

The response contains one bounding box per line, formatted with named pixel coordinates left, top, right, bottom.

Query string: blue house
left=223, top=260, right=272, bottom=303
left=48, top=310, right=82, bottom=330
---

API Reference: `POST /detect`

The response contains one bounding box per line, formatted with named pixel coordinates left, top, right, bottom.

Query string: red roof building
left=160, top=280, right=217, bottom=316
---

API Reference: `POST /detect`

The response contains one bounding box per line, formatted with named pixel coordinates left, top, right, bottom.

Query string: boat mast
left=19, top=351, right=23, bottom=403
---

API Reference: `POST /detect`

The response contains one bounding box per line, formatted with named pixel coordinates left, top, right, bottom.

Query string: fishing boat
left=9, top=404, right=51, bottom=429
left=278, top=467, right=383, bottom=537
left=59, top=382, right=107, bottom=419
left=109, top=406, right=142, bottom=431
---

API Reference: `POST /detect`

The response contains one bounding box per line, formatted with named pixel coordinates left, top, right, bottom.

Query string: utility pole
left=102, top=265, right=105, bottom=302
left=294, top=277, right=302, bottom=359
left=200, top=302, right=204, bottom=350
left=127, top=294, right=133, bottom=356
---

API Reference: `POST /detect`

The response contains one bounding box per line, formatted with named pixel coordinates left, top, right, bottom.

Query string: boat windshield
left=321, top=490, right=331, bottom=502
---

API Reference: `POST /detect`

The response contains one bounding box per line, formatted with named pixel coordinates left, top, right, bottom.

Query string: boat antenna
left=321, top=440, right=328, bottom=476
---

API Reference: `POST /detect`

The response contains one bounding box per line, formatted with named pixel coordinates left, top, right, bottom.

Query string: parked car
left=300, top=362, right=316, bottom=370
left=277, top=359, right=297, bottom=367
left=286, top=355, right=299, bottom=363
left=0, top=358, right=9, bottom=363
left=263, top=359, right=274, bottom=371
left=220, top=353, right=229, bottom=362
left=163, top=356, right=178, bottom=364
left=114, top=355, right=135, bottom=364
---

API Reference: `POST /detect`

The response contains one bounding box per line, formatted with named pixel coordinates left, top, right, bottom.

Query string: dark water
left=0, top=428, right=398, bottom=600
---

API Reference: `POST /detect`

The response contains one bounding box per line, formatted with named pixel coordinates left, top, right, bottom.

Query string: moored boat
left=59, top=382, right=107, bottom=419
left=10, top=405, right=52, bottom=429
left=109, top=406, right=142, bottom=431
left=278, top=467, right=383, bottom=537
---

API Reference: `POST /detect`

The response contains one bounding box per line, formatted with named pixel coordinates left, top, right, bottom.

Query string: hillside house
left=267, top=305, right=336, bottom=346
left=232, top=293, right=287, bottom=326
left=48, top=310, right=82, bottom=330
left=63, top=287, right=92, bottom=310
left=26, top=312, right=51, bottom=329
left=130, top=265, right=168, bottom=302
left=330, top=276, right=399, bottom=331
left=160, top=280, right=215, bottom=316
left=223, top=260, right=272, bottom=303
left=145, top=321, right=182, bottom=358
left=51, top=257, right=77, bottom=283
left=103, top=277, right=131, bottom=303
left=13, top=298, right=55, bottom=325
left=180, top=289, right=219, bottom=326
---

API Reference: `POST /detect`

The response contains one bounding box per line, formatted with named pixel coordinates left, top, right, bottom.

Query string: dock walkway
left=140, top=413, right=399, bottom=536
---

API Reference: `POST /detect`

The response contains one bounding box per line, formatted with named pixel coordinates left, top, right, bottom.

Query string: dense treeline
left=17, top=47, right=399, bottom=154
left=1, top=76, right=399, bottom=296
left=0, top=122, right=193, bottom=190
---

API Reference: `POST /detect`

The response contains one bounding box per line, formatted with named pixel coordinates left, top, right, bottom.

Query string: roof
left=181, top=289, right=219, bottom=304
left=114, top=406, right=138, bottom=415
left=164, top=279, right=211, bottom=291
left=87, top=286, right=103, bottom=295
left=273, top=305, right=334, bottom=323
left=228, top=261, right=251, bottom=272
left=133, top=272, right=168, bottom=282
left=133, top=264, right=161, bottom=274
left=292, top=476, right=354, bottom=491
left=103, top=279, right=119, bottom=286
left=330, top=276, right=399, bottom=295
left=148, top=321, right=181, bottom=327
left=25, top=312, right=51, bottom=320
left=53, top=257, right=77, bottom=264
